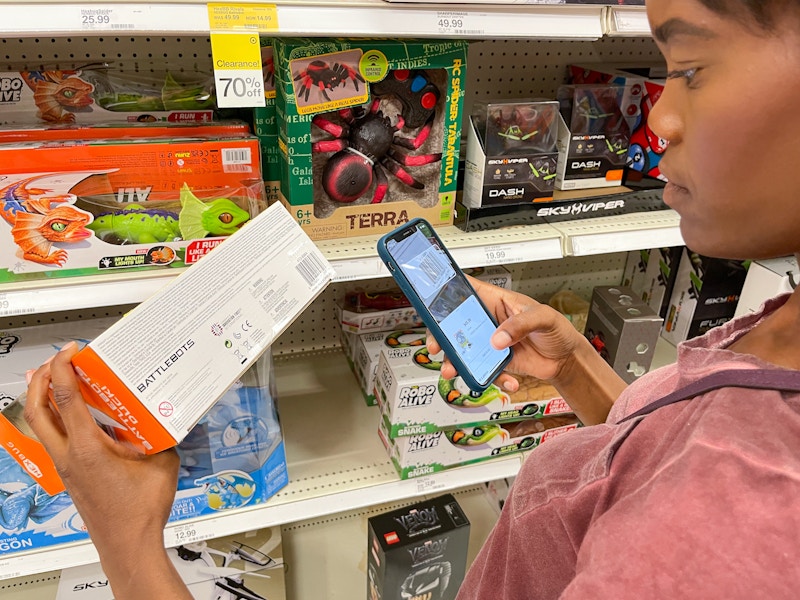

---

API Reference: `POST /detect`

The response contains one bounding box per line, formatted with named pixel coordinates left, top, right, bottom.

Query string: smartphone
left=377, top=218, right=512, bottom=392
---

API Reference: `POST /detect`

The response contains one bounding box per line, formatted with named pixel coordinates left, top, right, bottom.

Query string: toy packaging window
left=273, top=38, right=468, bottom=241
left=463, top=98, right=560, bottom=208
left=554, top=84, right=631, bottom=190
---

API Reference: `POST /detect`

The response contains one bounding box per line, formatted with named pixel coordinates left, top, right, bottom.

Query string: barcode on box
left=223, top=148, right=252, bottom=165
left=295, top=252, right=326, bottom=286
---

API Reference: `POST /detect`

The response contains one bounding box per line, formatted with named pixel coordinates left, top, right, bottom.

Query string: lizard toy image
left=87, top=205, right=182, bottom=244
left=178, top=183, right=251, bottom=240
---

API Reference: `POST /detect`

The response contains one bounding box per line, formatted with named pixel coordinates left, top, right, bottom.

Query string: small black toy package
left=367, top=493, right=470, bottom=600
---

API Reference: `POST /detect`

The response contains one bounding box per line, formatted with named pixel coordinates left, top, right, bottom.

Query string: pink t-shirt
left=457, top=294, right=800, bottom=599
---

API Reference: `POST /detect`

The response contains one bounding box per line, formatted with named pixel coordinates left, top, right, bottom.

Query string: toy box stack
left=662, top=250, right=749, bottom=344
left=0, top=319, right=288, bottom=555
left=0, top=126, right=268, bottom=283
left=374, top=330, right=580, bottom=479
left=568, top=63, right=667, bottom=181
left=337, top=266, right=512, bottom=406
left=272, top=37, right=468, bottom=240
left=367, top=493, right=470, bottom=600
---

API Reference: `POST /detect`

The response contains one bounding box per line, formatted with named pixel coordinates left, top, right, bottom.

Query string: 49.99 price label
left=210, top=33, right=265, bottom=108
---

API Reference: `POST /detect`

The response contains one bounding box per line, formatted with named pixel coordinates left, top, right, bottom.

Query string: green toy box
left=254, top=38, right=281, bottom=205
left=272, top=37, right=468, bottom=240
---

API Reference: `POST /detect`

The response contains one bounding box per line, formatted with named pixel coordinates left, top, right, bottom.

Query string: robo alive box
left=367, top=493, right=470, bottom=600
left=272, top=37, right=468, bottom=240
left=374, top=333, right=574, bottom=437
left=0, top=202, right=333, bottom=498
left=0, top=131, right=267, bottom=284
left=0, top=320, right=288, bottom=555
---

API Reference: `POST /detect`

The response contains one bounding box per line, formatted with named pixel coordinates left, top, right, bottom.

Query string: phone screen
left=384, top=221, right=510, bottom=386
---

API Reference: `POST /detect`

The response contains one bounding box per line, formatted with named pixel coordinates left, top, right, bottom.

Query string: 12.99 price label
left=210, top=33, right=265, bottom=108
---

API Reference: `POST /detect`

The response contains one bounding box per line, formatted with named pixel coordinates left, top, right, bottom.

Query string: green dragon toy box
left=0, top=66, right=217, bottom=126
left=272, top=37, right=468, bottom=241
left=0, top=133, right=267, bottom=283
left=374, top=338, right=574, bottom=438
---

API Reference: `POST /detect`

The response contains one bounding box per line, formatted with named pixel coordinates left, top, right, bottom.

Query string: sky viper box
left=662, top=250, right=749, bottom=344
left=273, top=37, right=467, bottom=241
left=367, top=493, right=470, bottom=600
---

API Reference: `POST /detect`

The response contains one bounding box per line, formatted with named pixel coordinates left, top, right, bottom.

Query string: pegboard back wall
left=1, top=252, right=628, bottom=352
left=1, top=36, right=660, bottom=106
left=271, top=251, right=627, bottom=355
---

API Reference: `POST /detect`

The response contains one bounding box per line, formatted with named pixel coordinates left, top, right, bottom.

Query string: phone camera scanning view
left=385, top=222, right=509, bottom=388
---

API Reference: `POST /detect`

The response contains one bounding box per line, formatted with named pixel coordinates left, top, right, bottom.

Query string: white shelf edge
left=604, top=5, right=651, bottom=37
left=552, top=210, right=683, bottom=256
left=0, top=1, right=604, bottom=39
left=1, top=214, right=678, bottom=316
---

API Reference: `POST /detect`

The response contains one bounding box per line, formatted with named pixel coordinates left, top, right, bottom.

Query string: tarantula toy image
left=293, top=60, right=365, bottom=102
left=311, top=98, right=442, bottom=204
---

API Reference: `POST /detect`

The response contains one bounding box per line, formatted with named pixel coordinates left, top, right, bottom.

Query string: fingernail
left=60, top=341, right=78, bottom=353
left=26, top=370, right=34, bottom=384
left=491, top=330, right=512, bottom=349
left=503, top=380, right=518, bottom=392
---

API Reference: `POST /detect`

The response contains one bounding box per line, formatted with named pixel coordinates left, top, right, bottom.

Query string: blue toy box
left=0, top=318, right=287, bottom=555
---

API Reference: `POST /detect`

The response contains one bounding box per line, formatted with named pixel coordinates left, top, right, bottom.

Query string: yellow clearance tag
left=210, top=33, right=265, bottom=108
left=207, top=3, right=278, bottom=32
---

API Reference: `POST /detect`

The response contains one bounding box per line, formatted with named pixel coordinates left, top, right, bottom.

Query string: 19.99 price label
left=210, top=33, right=265, bottom=108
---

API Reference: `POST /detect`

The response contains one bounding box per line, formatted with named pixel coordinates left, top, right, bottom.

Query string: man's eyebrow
left=652, top=18, right=717, bottom=43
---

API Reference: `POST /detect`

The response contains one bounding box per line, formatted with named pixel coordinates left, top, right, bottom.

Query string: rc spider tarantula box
left=272, top=37, right=468, bottom=241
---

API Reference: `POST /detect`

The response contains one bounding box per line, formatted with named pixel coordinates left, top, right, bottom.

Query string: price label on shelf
left=415, top=476, right=447, bottom=495
left=76, top=6, right=148, bottom=31
left=207, top=3, right=278, bottom=32
left=0, top=293, right=34, bottom=317
left=210, top=33, right=265, bottom=108
left=483, top=244, right=517, bottom=265
left=435, top=11, right=485, bottom=36
left=169, top=522, right=214, bottom=546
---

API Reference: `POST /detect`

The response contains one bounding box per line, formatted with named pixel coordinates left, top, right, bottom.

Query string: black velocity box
left=367, top=493, right=470, bottom=600
left=584, top=285, right=663, bottom=384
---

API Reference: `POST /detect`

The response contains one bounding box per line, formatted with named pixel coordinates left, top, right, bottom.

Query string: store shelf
left=552, top=210, right=682, bottom=257
left=604, top=5, right=650, bottom=36
left=0, top=1, right=605, bottom=39
left=0, top=349, right=523, bottom=580
left=1, top=484, right=501, bottom=599
left=1, top=213, right=681, bottom=318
